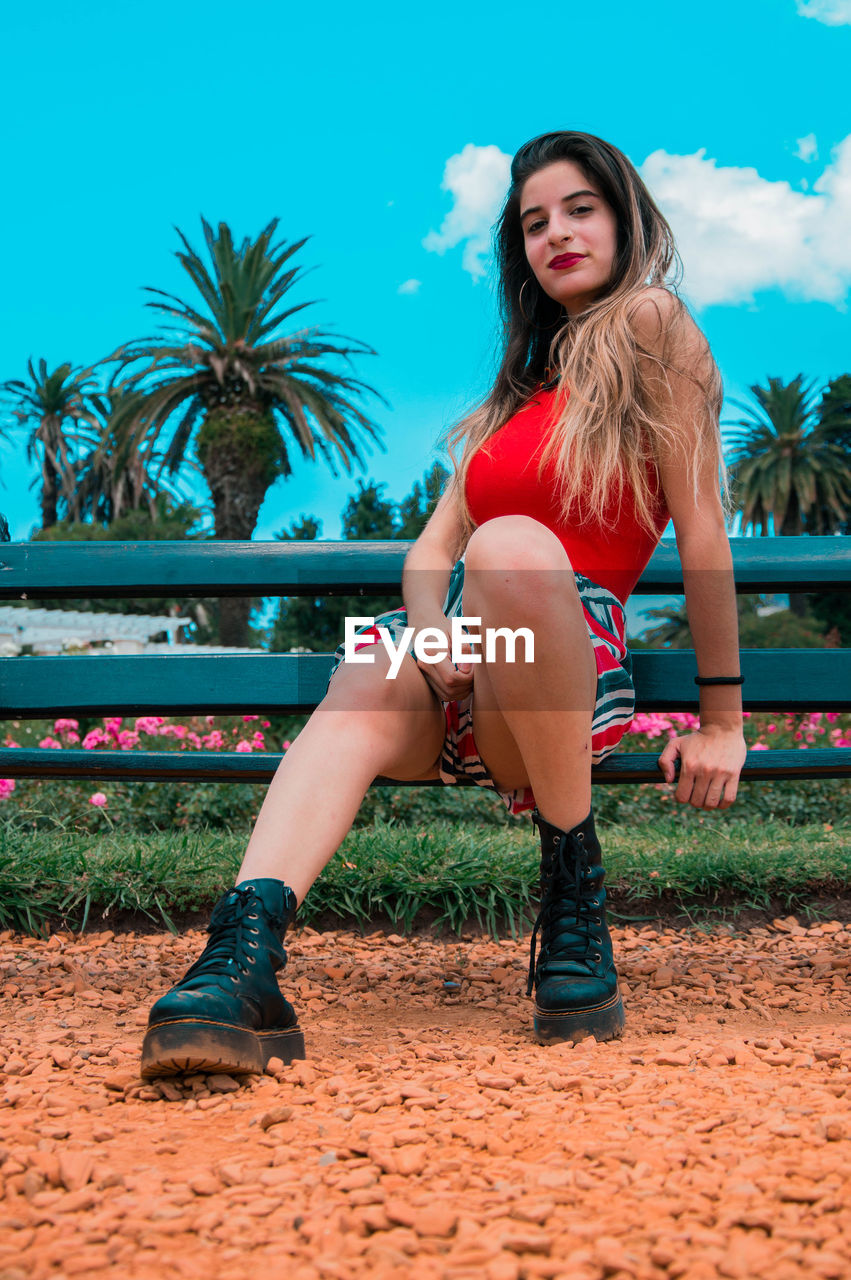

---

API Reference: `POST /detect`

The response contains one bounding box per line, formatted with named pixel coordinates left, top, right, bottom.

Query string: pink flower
left=282, top=740, right=291, bottom=751
left=767, top=724, right=776, bottom=733
left=104, top=717, right=123, bottom=737
left=135, top=716, right=166, bottom=735
left=262, top=720, right=271, bottom=728
left=0, top=779, right=15, bottom=800
left=4, top=737, right=20, bottom=749
left=751, top=742, right=769, bottom=751
left=38, top=736, right=62, bottom=750
left=251, top=731, right=265, bottom=747
left=235, top=741, right=253, bottom=753
left=242, top=714, right=259, bottom=722
left=202, top=730, right=225, bottom=750
left=794, top=732, right=803, bottom=740
left=118, top=730, right=140, bottom=750
left=82, top=728, right=110, bottom=749
left=53, top=718, right=79, bottom=733
left=159, top=724, right=188, bottom=740
left=628, top=713, right=671, bottom=740
left=89, top=792, right=108, bottom=807
left=187, top=733, right=202, bottom=750
left=825, top=712, right=839, bottom=724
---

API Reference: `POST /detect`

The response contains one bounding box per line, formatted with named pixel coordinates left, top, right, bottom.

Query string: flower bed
left=1, top=710, right=849, bottom=831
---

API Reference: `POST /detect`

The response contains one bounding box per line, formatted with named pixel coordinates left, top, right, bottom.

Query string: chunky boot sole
left=534, top=990, right=625, bottom=1045
left=140, top=1018, right=306, bottom=1079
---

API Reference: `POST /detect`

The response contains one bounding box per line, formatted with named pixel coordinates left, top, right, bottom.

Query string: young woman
left=141, top=131, right=747, bottom=1077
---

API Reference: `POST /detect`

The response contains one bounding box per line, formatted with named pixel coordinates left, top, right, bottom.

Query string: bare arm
left=633, top=291, right=747, bottom=808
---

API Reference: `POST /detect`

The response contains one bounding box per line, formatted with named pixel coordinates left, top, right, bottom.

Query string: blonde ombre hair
left=441, top=131, right=725, bottom=558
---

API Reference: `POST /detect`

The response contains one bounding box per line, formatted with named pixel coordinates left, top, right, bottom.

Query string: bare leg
left=460, top=516, right=597, bottom=832
left=236, top=646, right=446, bottom=901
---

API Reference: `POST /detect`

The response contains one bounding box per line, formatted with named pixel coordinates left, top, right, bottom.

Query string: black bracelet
left=694, top=675, right=745, bottom=686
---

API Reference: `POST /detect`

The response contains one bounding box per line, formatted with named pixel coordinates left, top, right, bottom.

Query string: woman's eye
left=527, top=220, right=545, bottom=234
left=571, top=205, right=592, bottom=216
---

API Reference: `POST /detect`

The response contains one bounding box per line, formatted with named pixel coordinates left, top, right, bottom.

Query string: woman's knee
left=463, top=517, right=577, bottom=615
left=322, top=645, right=445, bottom=776
left=323, top=643, right=431, bottom=715
left=464, top=516, right=571, bottom=576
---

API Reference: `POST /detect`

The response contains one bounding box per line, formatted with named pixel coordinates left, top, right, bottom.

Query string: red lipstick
left=549, top=253, right=585, bottom=269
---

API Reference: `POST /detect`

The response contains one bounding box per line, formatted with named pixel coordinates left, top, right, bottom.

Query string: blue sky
left=1, top=0, right=850, bottom=571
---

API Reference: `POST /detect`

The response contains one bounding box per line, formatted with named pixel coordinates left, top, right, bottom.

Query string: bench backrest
left=1, top=537, right=849, bottom=784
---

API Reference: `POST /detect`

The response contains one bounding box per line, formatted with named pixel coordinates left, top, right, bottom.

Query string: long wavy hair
left=442, top=130, right=725, bottom=558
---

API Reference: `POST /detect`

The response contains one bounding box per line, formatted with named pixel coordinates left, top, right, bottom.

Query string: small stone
left=259, top=1105, right=293, bottom=1130
left=410, top=1205, right=457, bottom=1236
left=188, top=1172, right=221, bottom=1196
left=155, top=1080, right=183, bottom=1102
left=207, top=1073, right=241, bottom=1093
left=394, top=1144, right=428, bottom=1176
left=58, top=1152, right=94, bottom=1192
left=475, top=1072, right=515, bottom=1091
left=499, top=1229, right=552, bottom=1255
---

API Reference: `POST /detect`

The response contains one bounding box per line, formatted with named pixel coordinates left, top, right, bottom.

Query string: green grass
left=0, top=812, right=848, bottom=938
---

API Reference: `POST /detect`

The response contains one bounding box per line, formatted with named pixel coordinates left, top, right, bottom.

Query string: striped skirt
left=326, top=556, right=634, bottom=817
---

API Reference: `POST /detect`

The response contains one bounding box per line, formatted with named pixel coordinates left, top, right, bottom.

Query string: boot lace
left=179, top=885, right=265, bottom=986
left=526, top=833, right=602, bottom=996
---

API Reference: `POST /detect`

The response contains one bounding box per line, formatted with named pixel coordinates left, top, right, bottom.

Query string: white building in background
left=0, top=606, right=264, bottom=656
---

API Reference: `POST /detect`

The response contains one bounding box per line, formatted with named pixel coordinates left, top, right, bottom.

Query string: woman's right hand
left=412, top=620, right=476, bottom=703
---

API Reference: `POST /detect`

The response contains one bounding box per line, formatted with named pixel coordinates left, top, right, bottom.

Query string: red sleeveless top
left=465, top=387, right=670, bottom=604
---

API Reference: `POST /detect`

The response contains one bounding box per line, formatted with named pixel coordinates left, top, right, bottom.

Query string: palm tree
left=0, top=359, right=103, bottom=529
left=641, top=602, right=692, bottom=649
left=817, top=373, right=851, bottom=466
left=726, top=375, right=851, bottom=538
left=103, top=218, right=385, bottom=645
left=74, top=386, right=190, bottom=525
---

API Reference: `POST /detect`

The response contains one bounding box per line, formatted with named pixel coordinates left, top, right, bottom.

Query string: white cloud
left=423, top=143, right=512, bottom=280
left=397, top=278, right=421, bottom=295
left=795, top=133, right=818, bottom=162
left=640, top=137, right=851, bottom=308
left=796, top=0, right=851, bottom=24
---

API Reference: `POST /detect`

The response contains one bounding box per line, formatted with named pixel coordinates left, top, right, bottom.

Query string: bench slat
left=2, top=536, right=850, bottom=598
left=1, top=649, right=849, bottom=716
left=0, top=747, right=847, bottom=784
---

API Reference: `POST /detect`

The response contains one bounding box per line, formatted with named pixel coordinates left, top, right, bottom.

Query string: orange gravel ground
left=1, top=916, right=850, bottom=1280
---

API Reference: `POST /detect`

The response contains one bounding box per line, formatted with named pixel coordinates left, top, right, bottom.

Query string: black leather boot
left=527, top=809, right=624, bottom=1044
left=141, top=878, right=305, bottom=1078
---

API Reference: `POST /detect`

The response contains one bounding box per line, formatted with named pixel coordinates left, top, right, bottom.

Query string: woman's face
left=519, top=160, right=619, bottom=317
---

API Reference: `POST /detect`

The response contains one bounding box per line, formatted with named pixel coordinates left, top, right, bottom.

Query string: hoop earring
left=518, top=279, right=534, bottom=325
left=518, top=279, right=563, bottom=331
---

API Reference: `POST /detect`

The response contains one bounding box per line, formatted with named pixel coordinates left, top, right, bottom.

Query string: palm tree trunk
left=41, top=458, right=58, bottom=530
left=197, top=408, right=280, bottom=647
left=780, top=508, right=810, bottom=618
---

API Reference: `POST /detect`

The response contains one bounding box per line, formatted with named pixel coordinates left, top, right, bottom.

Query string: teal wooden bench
left=0, top=537, right=849, bottom=785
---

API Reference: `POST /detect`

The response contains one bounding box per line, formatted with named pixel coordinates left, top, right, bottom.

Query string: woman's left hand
left=657, top=726, right=748, bottom=810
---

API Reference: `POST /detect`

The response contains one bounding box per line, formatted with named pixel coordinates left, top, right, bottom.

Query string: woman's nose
left=548, top=216, right=572, bottom=245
